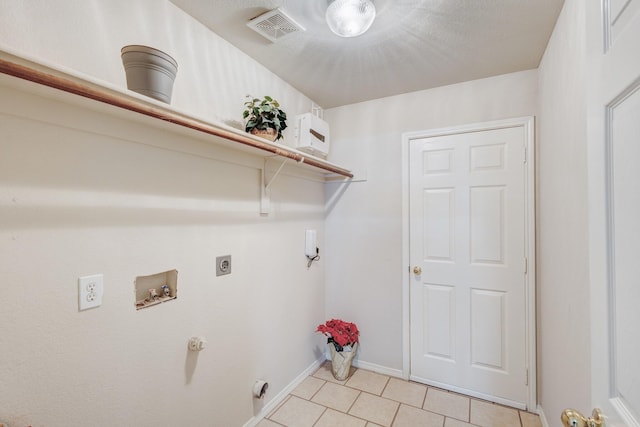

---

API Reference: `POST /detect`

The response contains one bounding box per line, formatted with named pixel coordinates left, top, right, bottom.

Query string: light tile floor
left=258, top=363, right=542, bottom=427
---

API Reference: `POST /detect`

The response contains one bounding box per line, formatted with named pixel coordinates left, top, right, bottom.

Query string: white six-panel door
left=407, top=120, right=534, bottom=409
left=588, top=0, right=640, bottom=425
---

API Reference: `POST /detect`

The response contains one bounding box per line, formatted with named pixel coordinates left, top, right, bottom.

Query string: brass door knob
left=561, top=408, right=604, bottom=427
left=413, top=266, right=422, bottom=275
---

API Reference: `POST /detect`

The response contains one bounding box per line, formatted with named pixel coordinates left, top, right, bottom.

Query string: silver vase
left=329, top=342, right=358, bottom=381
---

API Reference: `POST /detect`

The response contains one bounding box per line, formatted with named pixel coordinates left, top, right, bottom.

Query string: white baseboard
left=537, top=404, right=550, bottom=427
left=352, top=359, right=405, bottom=379
left=243, top=357, right=405, bottom=426
left=322, top=350, right=406, bottom=380
left=243, top=358, right=324, bottom=427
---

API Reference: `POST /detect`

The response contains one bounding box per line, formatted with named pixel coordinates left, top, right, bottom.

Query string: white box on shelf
left=295, top=113, right=330, bottom=158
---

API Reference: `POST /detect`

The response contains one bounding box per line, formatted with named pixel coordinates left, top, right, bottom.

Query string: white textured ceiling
left=170, top=0, right=564, bottom=108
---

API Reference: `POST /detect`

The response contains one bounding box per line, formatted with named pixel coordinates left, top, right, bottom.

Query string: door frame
left=401, top=116, right=537, bottom=411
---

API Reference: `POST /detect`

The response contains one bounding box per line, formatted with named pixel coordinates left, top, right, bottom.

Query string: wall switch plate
left=78, top=274, right=103, bottom=311
left=216, top=255, right=231, bottom=276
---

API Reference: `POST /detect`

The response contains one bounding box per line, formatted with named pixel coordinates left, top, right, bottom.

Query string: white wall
left=0, top=1, right=327, bottom=426
left=536, top=0, right=590, bottom=422
left=324, top=70, right=538, bottom=371
left=0, top=1, right=598, bottom=425
left=0, top=0, right=315, bottom=134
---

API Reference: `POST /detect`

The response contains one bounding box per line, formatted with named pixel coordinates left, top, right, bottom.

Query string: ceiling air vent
left=247, top=8, right=305, bottom=43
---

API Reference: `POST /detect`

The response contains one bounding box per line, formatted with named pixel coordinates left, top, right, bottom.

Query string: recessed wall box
left=135, top=269, right=178, bottom=310
left=295, top=113, right=330, bottom=158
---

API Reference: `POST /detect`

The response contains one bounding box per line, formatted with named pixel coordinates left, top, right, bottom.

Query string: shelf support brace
left=261, top=158, right=289, bottom=214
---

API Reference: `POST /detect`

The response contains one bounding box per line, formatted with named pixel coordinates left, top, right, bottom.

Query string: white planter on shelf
left=120, top=45, right=177, bottom=104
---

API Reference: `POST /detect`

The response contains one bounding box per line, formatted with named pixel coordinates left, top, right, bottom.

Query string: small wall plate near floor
left=78, top=274, right=103, bottom=311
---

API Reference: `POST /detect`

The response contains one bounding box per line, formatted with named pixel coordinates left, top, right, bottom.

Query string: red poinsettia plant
left=316, top=319, right=359, bottom=352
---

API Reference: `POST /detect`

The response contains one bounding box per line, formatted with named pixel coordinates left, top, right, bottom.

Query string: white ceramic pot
left=121, top=45, right=177, bottom=104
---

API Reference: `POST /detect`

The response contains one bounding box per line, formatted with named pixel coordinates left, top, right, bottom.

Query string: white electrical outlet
left=78, top=274, right=103, bottom=311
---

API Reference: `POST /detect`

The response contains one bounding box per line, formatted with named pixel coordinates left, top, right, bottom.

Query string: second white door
left=409, top=121, right=532, bottom=409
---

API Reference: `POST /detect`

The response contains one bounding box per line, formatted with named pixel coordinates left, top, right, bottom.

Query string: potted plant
left=317, top=319, right=359, bottom=380
left=121, top=45, right=178, bottom=104
left=243, top=95, right=288, bottom=142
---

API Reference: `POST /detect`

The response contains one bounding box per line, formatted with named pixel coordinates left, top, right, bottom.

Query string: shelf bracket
left=260, top=157, right=290, bottom=214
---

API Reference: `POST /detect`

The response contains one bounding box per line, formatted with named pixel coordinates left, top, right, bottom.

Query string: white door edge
left=588, top=1, right=640, bottom=424
left=401, top=116, right=537, bottom=410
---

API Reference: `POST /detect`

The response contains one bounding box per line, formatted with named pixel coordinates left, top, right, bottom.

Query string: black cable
left=306, top=247, right=320, bottom=268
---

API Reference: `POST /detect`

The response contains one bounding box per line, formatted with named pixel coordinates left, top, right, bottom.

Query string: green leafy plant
left=243, top=95, right=288, bottom=141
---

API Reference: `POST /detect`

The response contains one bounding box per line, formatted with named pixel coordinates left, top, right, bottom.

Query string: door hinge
left=523, top=144, right=527, bottom=163
left=524, top=257, right=528, bottom=274
left=525, top=368, right=529, bottom=385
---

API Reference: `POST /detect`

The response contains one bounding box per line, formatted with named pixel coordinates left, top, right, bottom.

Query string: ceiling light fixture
left=325, top=0, right=376, bottom=38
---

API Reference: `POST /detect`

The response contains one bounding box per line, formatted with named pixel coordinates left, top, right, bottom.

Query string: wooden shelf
left=0, top=49, right=353, bottom=179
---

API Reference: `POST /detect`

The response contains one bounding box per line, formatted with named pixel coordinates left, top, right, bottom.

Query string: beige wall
left=324, top=70, right=539, bottom=371
left=537, top=0, right=590, bottom=422
left=0, top=1, right=327, bottom=426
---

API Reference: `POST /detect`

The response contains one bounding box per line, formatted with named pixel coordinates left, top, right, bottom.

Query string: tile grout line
left=278, top=365, right=539, bottom=427
left=310, top=406, right=328, bottom=427
left=265, top=394, right=291, bottom=422
left=311, top=386, right=386, bottom=427
left=345, top=390, right=362, bottom=414
left=314, top=370, right=442, bottom=424
left=388, top=400, right=401, bottom=427
left=378, top=374, right=391, bottom=397
left=308, top=380, right=327, bottom=401
left=286, top=374, right=369, bottom=426
left=421, top=385, right=429, bottom=409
